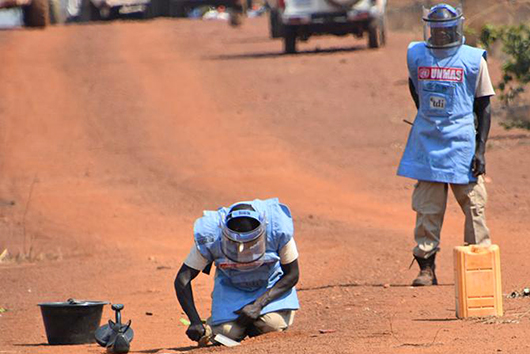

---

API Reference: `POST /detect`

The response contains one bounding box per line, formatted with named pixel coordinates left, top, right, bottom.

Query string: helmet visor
left=221, top=210, right=266, bottom=264
left=424, top=19, right=463, bottom=48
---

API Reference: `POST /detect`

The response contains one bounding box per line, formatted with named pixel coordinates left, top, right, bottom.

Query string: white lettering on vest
left=418, top=66, right=464, bottom=82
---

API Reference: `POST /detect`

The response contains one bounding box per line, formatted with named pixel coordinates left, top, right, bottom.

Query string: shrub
left=479, top=24, right=530, bottom=107
left=479, top=24, right=530, bottom=130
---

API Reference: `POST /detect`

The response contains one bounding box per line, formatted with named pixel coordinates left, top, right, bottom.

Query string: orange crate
left=454, top=245, right=503, bottom=318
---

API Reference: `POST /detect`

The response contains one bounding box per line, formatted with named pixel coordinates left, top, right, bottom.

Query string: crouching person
left=175, top=198, right=300, bottom=345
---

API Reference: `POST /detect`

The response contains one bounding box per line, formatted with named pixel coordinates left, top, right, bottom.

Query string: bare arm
left=472, top=96, right=492, bottom=176
left=235, top=259, right=300, bottom=326
left=254, top=259, right=299, bottom=308
left=174, top=264, right=204, bottom=341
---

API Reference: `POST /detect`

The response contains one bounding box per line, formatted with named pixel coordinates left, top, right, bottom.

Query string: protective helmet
left=423, top=3, right=463, bottom=49
left=221, top=203, right=266, bottom=265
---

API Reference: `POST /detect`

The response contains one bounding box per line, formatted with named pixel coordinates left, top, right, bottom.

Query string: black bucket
left=38, top=299, right=109, bottom=345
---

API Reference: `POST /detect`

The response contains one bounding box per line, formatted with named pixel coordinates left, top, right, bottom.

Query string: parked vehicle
left=76, top=0, right=161, bottom=20
left=270, top=0, right=386, bottom=54
left=66, top=0, right=246, bottom=23
left=0, top=0, right=63, bottom=27
left=170, top=0, right=246, bottom=25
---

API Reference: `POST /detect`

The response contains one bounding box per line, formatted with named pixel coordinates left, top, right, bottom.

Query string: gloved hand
left=186, top=322, right=205, bottom=342
left=234, top=303, right=262, bottom=327
left=472, top=151, right=486, bottom=177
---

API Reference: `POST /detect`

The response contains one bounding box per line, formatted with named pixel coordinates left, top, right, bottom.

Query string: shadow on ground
left=205, top=45, right=365, bottom=60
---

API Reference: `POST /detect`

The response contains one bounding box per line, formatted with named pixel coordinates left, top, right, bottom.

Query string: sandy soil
left=1, top=11, right=530, bottom=354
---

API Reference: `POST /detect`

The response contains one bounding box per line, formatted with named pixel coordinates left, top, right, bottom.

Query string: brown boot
left=412, top=254, right=438, bottom=286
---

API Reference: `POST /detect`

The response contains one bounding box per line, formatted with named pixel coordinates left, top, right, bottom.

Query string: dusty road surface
left=1, top=14, right=530, bottom=354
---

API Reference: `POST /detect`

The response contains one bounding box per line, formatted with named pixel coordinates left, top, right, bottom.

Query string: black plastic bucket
left=38, top=299, right=109, bottom=345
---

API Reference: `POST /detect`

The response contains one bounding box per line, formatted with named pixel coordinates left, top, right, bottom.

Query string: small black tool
left=95, top=304, right=134, bottom=354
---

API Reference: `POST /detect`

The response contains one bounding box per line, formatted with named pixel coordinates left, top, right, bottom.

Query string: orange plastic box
left=454, top=244, right=503, bottom=318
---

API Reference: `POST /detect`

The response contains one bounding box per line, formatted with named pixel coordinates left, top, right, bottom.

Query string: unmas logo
left=419, top=67, right=431, bottom=80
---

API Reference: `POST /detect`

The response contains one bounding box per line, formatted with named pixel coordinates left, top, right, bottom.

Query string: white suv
left=269, top=0, right=386, bottom=53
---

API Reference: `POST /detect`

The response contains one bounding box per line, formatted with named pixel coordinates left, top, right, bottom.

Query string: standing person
left=397, top=3, right=495, bottom=286
left=175, top=198, right=300, bottom=345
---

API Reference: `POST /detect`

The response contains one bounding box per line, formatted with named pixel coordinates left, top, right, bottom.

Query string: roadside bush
left=479, top=23, right=530, bottom=130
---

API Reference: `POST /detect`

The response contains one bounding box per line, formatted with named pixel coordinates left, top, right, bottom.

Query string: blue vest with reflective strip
left=398, top=42, right=485, bottom=184
left=193, top=198, right=300, bottom=325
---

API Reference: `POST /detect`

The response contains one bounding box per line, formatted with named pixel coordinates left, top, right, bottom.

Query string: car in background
left=63, top=0, right=167, bottom=21
left=65, top=0, right=245, bottom=23
left=86, top=0, right=148, bottom=20
left=269, top=0, right=386, bottom=53
left=170, top=0, right=246, bottom=26
left=0, top=0, right=63, bottom=27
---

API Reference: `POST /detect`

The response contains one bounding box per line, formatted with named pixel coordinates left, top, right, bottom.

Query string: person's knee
left=210, top=321, right=246, bottom=342
left=253, top=311, right=295, bottom=334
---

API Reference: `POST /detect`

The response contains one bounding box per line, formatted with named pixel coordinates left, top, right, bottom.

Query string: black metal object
left=38, top=299, right=108, bottom=345
left=95, top=304, right=134, bottom=354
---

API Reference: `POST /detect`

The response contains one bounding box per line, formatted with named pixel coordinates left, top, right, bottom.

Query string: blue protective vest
left=397, top=42, right=485, bottom=184
left=193, top=198, right=300, bottom=325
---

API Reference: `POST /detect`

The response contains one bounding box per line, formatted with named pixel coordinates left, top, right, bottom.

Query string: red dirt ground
left=1, top=11, right=530, bottom=354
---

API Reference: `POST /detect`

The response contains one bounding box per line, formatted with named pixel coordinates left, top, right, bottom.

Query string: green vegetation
left=479, top=24, right=530, bottom=129
left=480, top=24, right=530, bottom=106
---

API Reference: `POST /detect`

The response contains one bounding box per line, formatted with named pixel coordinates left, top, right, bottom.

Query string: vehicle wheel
left=379, top=17, right=386, bottom=46
left=269, top=8, right=283, bottom=39
left=22, top=0, right=50, bottom=27
left=283, top=28, right=296, bottom=54
left=229, top=10, right=243, bottom=27
left=143, top=0, right=160, bottom=18
left=367, top=17, right=385, bottom=48
left=171, top=0, right=186, bottom=17
left=156, top=0, right=169, bottom=16
left=79, top=0, right=100, bottom=21
left=49, top=0, right=66, bottom=23
left=228, top=0, right=245, bottom=27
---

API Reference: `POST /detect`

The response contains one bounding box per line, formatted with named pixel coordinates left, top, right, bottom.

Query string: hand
left=472, top=152, right=486, bottom=177
left=186, top=322, right=205, bottom=342
left=234, top=303, right=262, bottom=327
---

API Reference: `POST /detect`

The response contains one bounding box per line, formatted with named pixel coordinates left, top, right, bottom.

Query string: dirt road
left=1, top=15, right=530, bottom=354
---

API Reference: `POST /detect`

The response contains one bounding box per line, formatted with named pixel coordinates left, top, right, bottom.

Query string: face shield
left=221, top=208, right=266, bottom=266
left=423, top=5, right=463, bottom=49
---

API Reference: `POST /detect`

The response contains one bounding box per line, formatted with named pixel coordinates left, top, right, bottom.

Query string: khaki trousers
left=412, top=175, right=491, bottom=259
left=208, top=310, right=295, bottom=342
